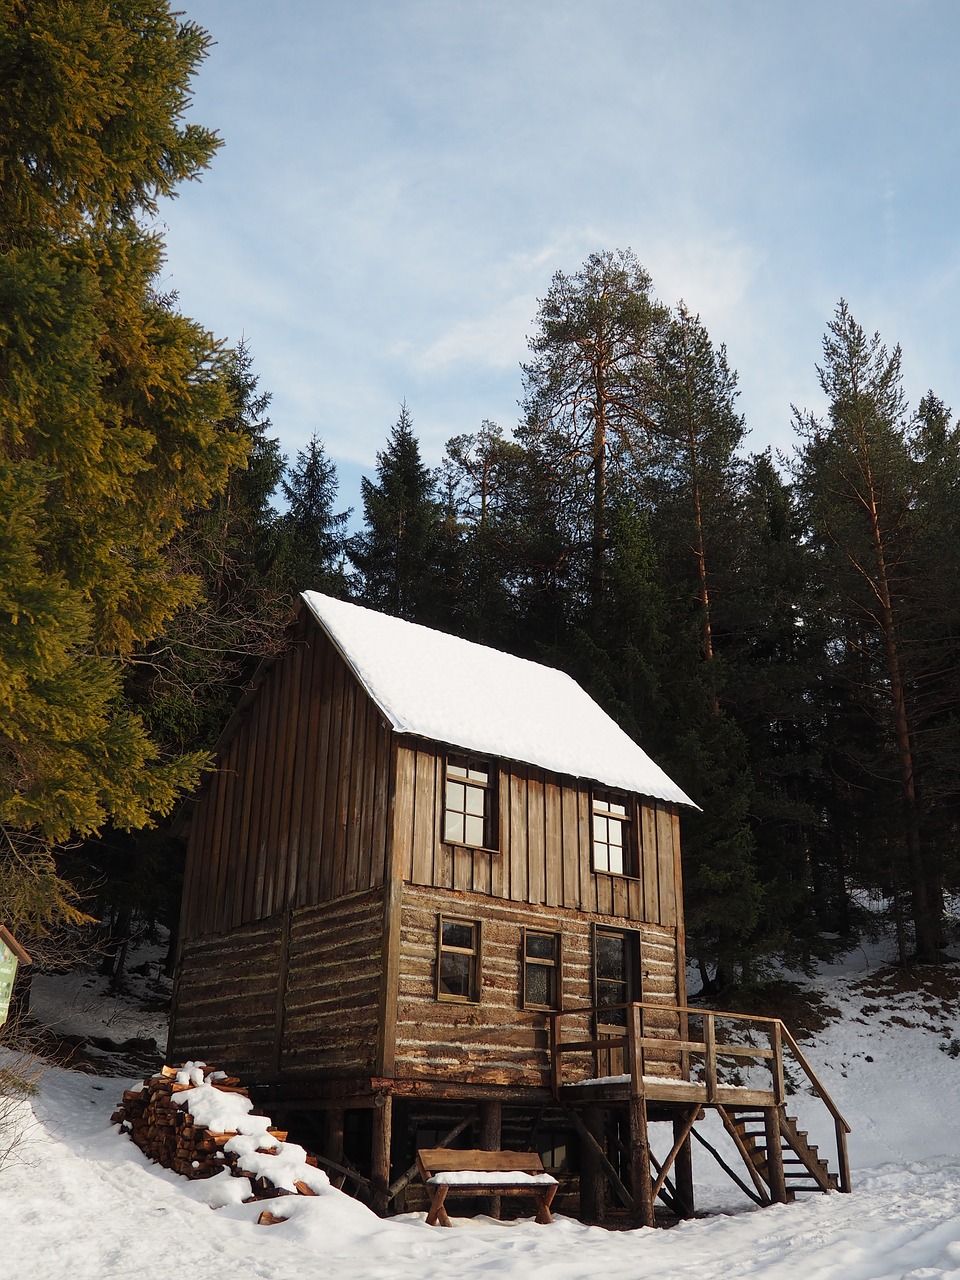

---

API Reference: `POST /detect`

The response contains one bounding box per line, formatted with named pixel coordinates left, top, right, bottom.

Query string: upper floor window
left=592, top=790, right=634, bottom=875
left=444, top=755, right=496, bottom=849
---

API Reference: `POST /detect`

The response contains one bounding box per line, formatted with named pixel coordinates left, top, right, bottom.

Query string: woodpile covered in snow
left=112, top=1063, right=328, bottom=1214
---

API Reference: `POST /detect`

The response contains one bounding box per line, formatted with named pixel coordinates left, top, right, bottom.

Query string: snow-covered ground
left=4, top=936, right=960, bottom=1280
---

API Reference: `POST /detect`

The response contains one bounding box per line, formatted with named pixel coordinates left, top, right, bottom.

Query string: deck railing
left=548, top=1000, right=851, bottom=1192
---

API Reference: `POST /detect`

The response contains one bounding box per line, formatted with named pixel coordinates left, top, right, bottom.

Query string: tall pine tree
left=793, top=302, right=947, bottom=962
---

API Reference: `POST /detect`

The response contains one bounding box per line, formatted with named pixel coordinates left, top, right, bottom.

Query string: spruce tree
left=278, top=432, right=351, bottom=597
left=0, top=2, right=246, bottom=935
left=348, top=405, right=453, bottom=626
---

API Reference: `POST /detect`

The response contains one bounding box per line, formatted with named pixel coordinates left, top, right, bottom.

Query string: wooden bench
left=416, top=1147, right=558, bottom=1226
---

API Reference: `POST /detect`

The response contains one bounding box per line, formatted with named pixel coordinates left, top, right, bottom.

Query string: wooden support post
left=836, top=1117, right=852, bottom=1193
left=371, top=1093, right=393, bottom=1217
left=323, top=1108, right=344, bottom=1166
left=629, top=1098, right=655, bottom=1227
left=580, top=1105, right=604, bottom=1222
left=564, top=1107, right=635, bottom=1215
left=765, top=1108, right=788, bottom=1204
left=627, top=1004, right=654, bottom=1227
left=480, top=1100, right=503, bottom=1219
left=549, top=1013, right=562, bottom=1097
left=671, top=1110, right=696, bottom=1218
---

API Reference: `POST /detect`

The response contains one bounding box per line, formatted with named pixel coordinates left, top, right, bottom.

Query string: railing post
left=703, top=1012, right=717, bottom=1102
left=770, top=1021, right=785, bottom=1105
left=628, top=1002, right=645, bottom=1097
left=835, top=1117, right=852, bottom=1193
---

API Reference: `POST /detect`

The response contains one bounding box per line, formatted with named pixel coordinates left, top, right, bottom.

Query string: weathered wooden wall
left=169, top=889, right=385, bottom=1080
left=169, top=916, right=282, bottom=1076
left=392, top=887, right=682, bottom=1088
left=281, top=890, right=384, bottom=1078
left=179, top=612, right=395, bottom=942
left=392, top=743, right=684, bottom=928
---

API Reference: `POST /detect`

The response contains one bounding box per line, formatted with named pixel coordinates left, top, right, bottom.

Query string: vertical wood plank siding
left=394, top=887, right=681, bottom=1087
left=179, top=616, right=395, bottom=942
left=393, top=744, right=683, bottom=929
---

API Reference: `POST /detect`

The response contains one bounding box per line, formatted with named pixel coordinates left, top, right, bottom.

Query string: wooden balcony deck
left=548, top=998, right=852, bottom=1219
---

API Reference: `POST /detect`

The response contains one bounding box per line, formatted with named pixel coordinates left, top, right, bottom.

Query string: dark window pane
left=526, top=963, right=551, bottom=1007
left=442, top=921, right=474, bottom=950
left=525, top=932, right=556, bottom=961
left=596, top=934, right=626, bottom=980
left=597, top=981, right=626, bottom=1023
left=439, top=952, right=473, bottom=998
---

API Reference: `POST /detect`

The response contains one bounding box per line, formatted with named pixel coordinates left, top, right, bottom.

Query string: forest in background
left=3, top=2, right=959, bottom=1000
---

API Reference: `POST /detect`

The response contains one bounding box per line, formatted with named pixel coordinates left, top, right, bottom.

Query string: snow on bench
left=416, top=1148, right=558, bottom=1226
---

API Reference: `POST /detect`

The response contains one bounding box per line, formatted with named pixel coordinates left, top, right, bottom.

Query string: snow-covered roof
left=301, top=592, right=694, bottom=807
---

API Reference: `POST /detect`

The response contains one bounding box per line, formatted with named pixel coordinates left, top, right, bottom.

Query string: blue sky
left=162, top=1, right=960, bottom=507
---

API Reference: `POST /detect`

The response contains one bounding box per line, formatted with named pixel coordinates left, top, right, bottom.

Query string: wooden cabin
left=169, top=592, right=849, bottom=1224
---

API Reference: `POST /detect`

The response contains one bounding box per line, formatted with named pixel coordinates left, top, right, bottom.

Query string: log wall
left=281, top=890, right=384, bottom=1078
left=169, top=889, right=385, bottom=1080
left=179, top=613, right=395, bottom=942
left=392, top=743, right=684, bottom=929
left=169, top=915, right=282, bottom=1077
left=392, top=887, right=682, bottom=1088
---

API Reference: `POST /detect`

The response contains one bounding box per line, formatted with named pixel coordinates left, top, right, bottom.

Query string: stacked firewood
left=112, top=1064, right=325, bottom=1211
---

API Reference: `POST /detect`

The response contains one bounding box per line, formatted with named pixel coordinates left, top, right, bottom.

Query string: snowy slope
left=4, top=942, right=960, bottom=1280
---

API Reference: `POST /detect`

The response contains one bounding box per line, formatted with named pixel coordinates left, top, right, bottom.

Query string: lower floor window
left=437, top=916, right=481, bottom=1002
left=523, top=929, right=561, bottom=1009
left=595, top=928, right=639, bottom=1026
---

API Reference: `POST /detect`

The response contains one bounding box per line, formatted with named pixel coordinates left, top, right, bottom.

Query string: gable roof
left=301, top=592, right=694, bottom=807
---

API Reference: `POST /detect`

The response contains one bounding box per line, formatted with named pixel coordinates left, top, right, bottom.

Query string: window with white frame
left=443, top=756, right=496, bottom=849
left=591, top=790, right=633, bottom=875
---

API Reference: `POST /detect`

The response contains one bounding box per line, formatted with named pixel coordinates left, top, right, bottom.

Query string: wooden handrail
left=549, top=997, right=852, bottom=1193
left=779, top=1023, right=851, bottom=1133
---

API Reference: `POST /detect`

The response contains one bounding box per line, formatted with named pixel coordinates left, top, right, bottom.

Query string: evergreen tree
left=0, top=2, right=246, bottom=935
left=792, top=302, right=946, bottom=962
left=278, top=432, right=351, bottom=597
left=438, top=422, right=532, bottom=646
left=521, top=249, right=669, bottom=613
left=348, top=405, right=453, bottom=625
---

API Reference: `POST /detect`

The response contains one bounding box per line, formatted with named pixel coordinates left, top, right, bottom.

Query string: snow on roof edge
left=300, top=591, right=696, bottom=808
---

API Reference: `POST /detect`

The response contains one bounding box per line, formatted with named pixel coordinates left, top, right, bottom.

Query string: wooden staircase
left=726, top=1106, right=838, bottom=1202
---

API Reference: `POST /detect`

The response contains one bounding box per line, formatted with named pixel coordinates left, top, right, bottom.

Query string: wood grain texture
left=392, top=887, right=681, bottom=1089
left=178, top=617, right=395, bottom=942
